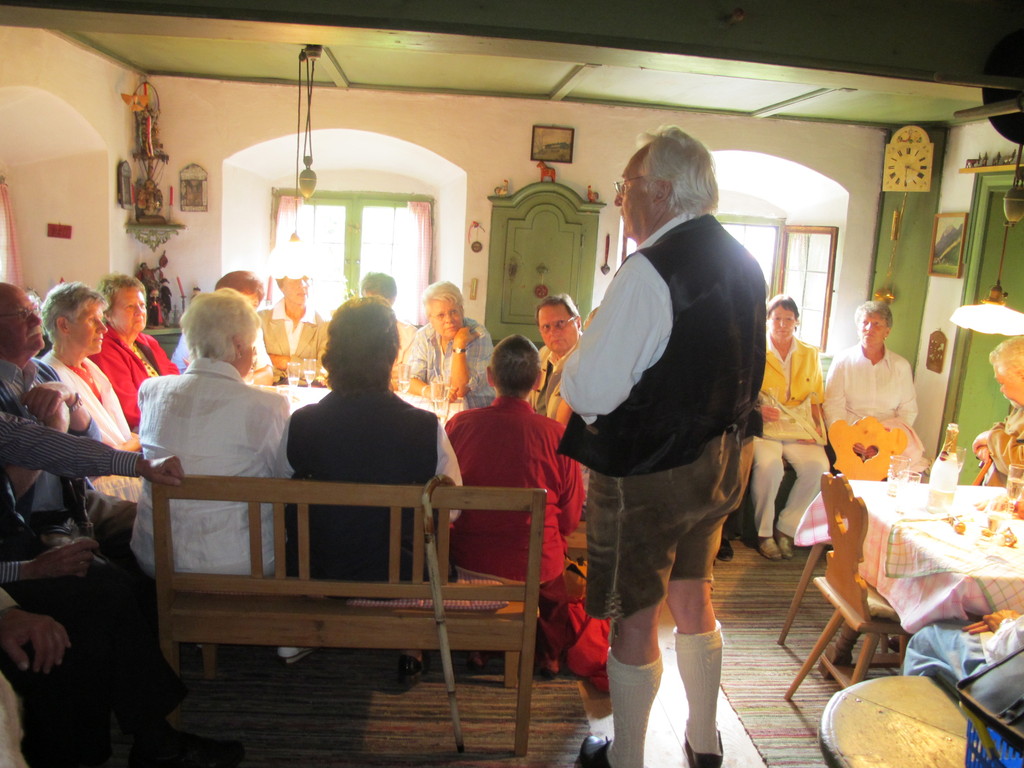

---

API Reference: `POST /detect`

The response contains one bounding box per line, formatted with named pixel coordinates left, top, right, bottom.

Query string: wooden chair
left=151, top=476, right=546, bottom=756
left=828, top=417, right=908, bottom=481
left=784, top=474, right=909, bottom=699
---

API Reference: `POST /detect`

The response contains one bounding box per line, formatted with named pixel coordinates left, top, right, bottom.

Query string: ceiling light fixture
left=296, top=44, right=321, bottom=200
left=950, top=144, right=1024, bottom=335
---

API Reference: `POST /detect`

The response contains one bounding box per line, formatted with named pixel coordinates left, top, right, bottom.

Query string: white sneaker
left=277, top=646, right=315, bottom=664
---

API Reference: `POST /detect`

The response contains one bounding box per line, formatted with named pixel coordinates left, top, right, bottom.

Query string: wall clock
left=882, top=125, right=933, bottom=192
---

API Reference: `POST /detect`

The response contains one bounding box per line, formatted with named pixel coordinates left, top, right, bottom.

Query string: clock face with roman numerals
left=882, top=126, right=933, bottom=192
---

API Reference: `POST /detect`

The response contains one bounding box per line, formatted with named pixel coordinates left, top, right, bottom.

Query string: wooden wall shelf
left=959, top=164, right=1016, bottom=174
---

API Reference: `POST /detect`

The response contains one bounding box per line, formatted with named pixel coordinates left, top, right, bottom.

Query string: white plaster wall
left=913, top=120, right=1014, bottom=456
left=0, top=26, right=884, bottom=348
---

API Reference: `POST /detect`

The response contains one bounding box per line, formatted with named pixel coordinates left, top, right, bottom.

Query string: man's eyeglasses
left=613, top=175, right=647, bottom=195
left=540, top=318, right=576, bottom=334
left=0, top=305, right=39, bottom=322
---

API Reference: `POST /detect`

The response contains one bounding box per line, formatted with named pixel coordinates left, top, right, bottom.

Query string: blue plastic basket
left=967, top=721, right=1024, bottom=768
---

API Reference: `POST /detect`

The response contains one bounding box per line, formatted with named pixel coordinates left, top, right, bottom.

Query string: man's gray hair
left=41, top=282, right=106, bottom=341
left=991, top=336, right=1024, bottom=374
left=181, top=289, right=259, bottom=363
left=855, top=300, right=893, bottom=328
left=422, top=280, right=464, bottom=313
left=636, top=126, right=718, bottom=218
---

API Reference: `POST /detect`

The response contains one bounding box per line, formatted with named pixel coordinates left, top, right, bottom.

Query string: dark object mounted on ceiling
left=983, top=29, right=1024, bottom=143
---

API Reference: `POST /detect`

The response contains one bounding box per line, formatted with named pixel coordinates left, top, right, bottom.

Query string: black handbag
left=958, top=644, right=1024, bottom=752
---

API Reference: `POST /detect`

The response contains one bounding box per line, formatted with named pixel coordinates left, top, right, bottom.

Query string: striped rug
left=713, top=541, right=892, bottom=768
left=114, top=644, right=589, bottom=767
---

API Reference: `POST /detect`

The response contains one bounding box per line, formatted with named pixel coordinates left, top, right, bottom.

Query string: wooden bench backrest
left=151, top=475, right=547, bottom=603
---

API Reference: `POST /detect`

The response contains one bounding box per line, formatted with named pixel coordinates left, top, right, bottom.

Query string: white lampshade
left=950, top=302, right=1024, bottom=335
left=267, top=233, right=319, bottom=280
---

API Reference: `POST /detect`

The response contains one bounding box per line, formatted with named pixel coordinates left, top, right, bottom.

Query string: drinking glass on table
left=302, top=358, right=318, bottom=387
left=897, top=471, right=922, bottom=514
left=396, top=363, right=411, bottom=395
left=429, top=376, right=448, bottom=419
left=286, top=361, right=301, bottom=392
left=887, top=455, right=911, bottom=498
left=1007, top=464, right=1024, bottom=517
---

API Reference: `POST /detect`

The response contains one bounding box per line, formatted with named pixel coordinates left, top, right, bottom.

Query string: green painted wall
left=870, top=127, right=946, bottom=367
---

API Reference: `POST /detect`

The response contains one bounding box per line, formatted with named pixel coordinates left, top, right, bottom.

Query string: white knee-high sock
left=675, top=622, right=723, bottom=755
left=606, top=648, right=663, bottom=768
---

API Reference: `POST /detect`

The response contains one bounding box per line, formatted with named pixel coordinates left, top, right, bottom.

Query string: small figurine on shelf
left=537, top=161, right=556, bottom=183
left=147, top=287, right=163, bottom=327
left=159, top=278, right=173, bottom=324
left=135, top=178, right=166, bottom=224
left=587, top=185, right=600, bottom=202
left=494, top=179, right=509, bottom=197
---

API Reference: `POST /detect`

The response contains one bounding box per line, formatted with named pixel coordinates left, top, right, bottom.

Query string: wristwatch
left=453, top=347, right=467, bottom=354
left=68, top=392, right=83, bottom=413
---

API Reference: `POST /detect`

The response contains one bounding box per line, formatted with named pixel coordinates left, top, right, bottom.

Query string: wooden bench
left=819, top=676, right=966, bottom=768
left=151, top=475, right=546, bottom=756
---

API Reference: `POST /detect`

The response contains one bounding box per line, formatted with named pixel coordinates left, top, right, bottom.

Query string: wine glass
left=286, top=361, right=301, bottom=393
left=1007, top=464, right=1024, bottom=516
left=302, top=358, right=318, bottom=387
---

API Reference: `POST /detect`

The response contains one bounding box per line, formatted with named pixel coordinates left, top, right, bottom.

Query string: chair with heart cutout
left=828, top=417, right=908, bottom=481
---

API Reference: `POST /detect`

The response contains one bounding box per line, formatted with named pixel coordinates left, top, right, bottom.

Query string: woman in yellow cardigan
left=752, top=295, right=829, bottom=560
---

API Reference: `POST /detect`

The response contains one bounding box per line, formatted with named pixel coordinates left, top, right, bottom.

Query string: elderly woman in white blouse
left=40, top=282, right=142, bottom=501
left=824, top=300, right=926, bottom=470
left=132, top=289, right=292, bottom=577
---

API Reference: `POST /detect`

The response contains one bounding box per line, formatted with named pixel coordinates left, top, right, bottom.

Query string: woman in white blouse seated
left=824, top=300, right=926, bottom=470
left=40, top=282, right=142, bottom=501
left=132, top=289, right=292, bottom=578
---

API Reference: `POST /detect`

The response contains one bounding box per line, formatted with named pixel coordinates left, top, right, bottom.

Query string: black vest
left=560, top=215, right=766, bottom=477
left=286, top=390, right=438, bottom=580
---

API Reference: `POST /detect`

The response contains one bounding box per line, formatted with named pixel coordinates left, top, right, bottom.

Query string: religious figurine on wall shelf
left=587, top=185, right=599, bottom=202
left=494, top=179, right=509, bottom=196
left=134, top=178, right=166, bottom=224
left=537, top=161, right=556, bottom=182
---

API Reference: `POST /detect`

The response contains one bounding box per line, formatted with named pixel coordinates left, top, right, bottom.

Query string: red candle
left=169, top=186, right=174, bottom=207
left=176, top=276, right=185, bottom=297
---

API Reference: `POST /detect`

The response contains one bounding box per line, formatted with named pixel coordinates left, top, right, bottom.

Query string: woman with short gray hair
left=824, top=300, right=925, bottom=469
left=41, top=281, right=142, bottom=500
left=132, top=289, right=291, bottom=578
left=973, top=336, right=1024, bottom=485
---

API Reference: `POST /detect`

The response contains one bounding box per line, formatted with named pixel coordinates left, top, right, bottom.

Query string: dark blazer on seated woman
left=286, top=390, right=459, bottom=581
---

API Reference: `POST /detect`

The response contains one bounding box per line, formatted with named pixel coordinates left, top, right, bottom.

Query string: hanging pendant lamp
left=950, top=144, right=1024, bottom=335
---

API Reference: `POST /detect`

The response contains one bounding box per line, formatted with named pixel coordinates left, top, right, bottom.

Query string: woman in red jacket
left=89, top=273, right=178, bottom=430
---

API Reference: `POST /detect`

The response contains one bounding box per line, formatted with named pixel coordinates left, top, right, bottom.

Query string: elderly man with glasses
left=530, top=293, right=583, bottom=425
left=561, top=127, right=765, bottom=768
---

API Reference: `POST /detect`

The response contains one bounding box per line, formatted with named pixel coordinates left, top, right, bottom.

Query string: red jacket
left=88, top=329, right=178, bottom=430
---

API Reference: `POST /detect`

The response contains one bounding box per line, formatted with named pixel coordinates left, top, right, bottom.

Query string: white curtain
left=267, top=193, right=302, bottom=304
left=0, top=180, right=23, bottom=286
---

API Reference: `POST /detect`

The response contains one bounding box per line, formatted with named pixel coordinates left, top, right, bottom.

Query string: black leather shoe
left=716, top=537, right=734, bottom=562
left=577, top=735, right=612, bottom=768
left=398, top=652, right=429, bottom=687
left=684, top=731, right=723, bottom=768
left=129, top=732, right=244, bottom=768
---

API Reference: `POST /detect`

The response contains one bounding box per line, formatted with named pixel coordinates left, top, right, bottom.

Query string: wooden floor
left=576, top=608, right=766, bottom=768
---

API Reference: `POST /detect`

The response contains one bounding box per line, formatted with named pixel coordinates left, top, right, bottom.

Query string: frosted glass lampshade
left=950, top=302, right=1024, bottom=335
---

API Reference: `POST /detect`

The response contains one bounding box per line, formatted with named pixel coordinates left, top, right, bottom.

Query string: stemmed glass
left=286, top=361, right=301, bottom=396
left=302, top=358, right=318, bottom=387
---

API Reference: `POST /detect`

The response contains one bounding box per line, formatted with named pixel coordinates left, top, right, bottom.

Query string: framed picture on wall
left=531, top=125, right=574, bottom=163
left=116, top=161, right=132, bottom=209
left=179, top=163, right=208, bottom=212
left=928, top=212, right=967, bottom=278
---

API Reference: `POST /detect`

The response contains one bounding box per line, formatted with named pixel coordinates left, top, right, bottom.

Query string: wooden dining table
left=794, top=480, right=1024, bottom=632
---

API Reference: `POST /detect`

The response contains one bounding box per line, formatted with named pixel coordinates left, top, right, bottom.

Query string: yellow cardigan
left=762, top=337, right=824, bottom=406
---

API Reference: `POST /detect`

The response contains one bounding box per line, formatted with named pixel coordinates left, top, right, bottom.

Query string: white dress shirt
left=133, top=358, right=293, bottom=577
left=561, top=214, right=692, bottom=423
left=824, top=344, right=918, bottom=427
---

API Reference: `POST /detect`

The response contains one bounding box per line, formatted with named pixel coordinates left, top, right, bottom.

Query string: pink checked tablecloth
left=794, top=480, right=1024, bottom=632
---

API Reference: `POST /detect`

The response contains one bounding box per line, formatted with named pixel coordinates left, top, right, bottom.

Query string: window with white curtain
left=272, top=190, right=433, bottom=324
left=0, top=178, right=23, bottom=286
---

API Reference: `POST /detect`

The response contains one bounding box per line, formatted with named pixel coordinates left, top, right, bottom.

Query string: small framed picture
left=179, top=163, right=208, bottom=212
left=531, top=125, right=575, bottom=163
left=928, top=212, right=967, bottom=278
left=116, top=161, right=132, bottom=209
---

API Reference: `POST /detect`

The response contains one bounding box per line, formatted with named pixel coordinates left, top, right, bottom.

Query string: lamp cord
left=302, top=55, right=316, bottom=168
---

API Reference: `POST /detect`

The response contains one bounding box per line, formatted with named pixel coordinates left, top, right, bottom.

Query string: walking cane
left=421, top=474, right=465, bottom=753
